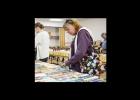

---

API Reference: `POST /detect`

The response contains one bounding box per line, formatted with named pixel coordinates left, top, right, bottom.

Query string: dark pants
left=35, top=48, right=37, bottom=60
left=39, top=57, right=48, bottom=62
left=35, top=48, right=48, bottom=62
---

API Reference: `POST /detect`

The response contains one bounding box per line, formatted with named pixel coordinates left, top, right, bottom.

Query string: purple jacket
left=65, top=29, right=93, bottom=72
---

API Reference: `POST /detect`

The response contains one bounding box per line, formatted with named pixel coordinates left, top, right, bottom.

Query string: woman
left=63, top=19, right=94, bottom=72
left=35, top=22, right=50, bottom=62
left=101, top=33, right=106, bottom=54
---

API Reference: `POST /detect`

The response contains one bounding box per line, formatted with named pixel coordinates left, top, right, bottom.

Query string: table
left=35, top=62, right=105, bottom=82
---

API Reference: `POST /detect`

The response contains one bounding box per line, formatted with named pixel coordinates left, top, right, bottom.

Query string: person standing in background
left=101, top=33, right=106, bottom=54
left=35, top=22, right=50, bottom=62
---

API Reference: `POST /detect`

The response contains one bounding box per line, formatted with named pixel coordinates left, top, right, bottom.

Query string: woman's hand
left=61, top=63, right=66, bottom=67
left=59, top=62, right=66, bottom=67
left=60, top=60, right=70, bottom=67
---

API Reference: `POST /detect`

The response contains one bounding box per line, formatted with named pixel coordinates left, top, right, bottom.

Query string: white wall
left=35, top=18, right=65, bottom=27
left=79, top=18, right=106, bottom=41
left=44, top=26, right=59, bottom=47
left=35, top=18, right=107, bottom=45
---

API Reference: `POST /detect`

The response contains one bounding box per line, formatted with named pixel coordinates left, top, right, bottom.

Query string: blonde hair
left=63, top=19, right=81, bottom=32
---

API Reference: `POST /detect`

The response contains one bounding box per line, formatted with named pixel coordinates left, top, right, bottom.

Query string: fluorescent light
left=49, top=18, right=64, bottom=22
